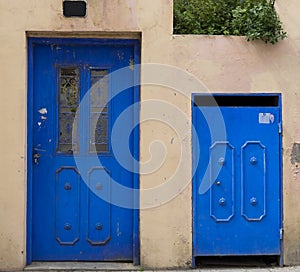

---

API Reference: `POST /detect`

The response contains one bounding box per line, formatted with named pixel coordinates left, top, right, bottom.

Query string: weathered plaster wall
left=168, top=1, right=300, bottom=265
left=0, top=0, right=300, bottom=270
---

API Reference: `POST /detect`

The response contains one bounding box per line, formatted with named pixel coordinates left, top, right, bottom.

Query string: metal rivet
left=64, top=183, right=72, bottom=190
left=250, top=197, right=257, bottom=206
left=95, top=223, right=103, bottom=230
left=218, top=157, right=225, bottom=166
left=250, top=157, right=257, bottom=165
left=219, top=198, right=226, bottom=206
left=95, top=183, right=102, bottom=190
left=215, top=181, right=221, bottom=186
left=64, top=223, right=72, bottom=230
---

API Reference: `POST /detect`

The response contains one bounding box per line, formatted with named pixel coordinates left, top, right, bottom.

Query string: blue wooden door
left=28, top=38, right=139, bottom=261
left=193, top=95, right=281, bottom=257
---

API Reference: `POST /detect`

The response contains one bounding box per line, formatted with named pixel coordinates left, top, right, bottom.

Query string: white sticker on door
left=259, top=113, right=274, bottom=124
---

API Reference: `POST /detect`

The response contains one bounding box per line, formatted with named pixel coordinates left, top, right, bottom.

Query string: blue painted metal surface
left=27, top=38, right=140, bottom=262
left=192, top=94, right=282, bottom=257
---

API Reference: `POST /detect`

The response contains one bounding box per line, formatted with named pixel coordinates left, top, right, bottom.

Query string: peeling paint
left=117, top=50, right=125, bottom=60
left=291, top=143, right=300, bottom=164
left=117, top=222, right=122, bottom=237
left=38, top=108, right=47, bottom=115
left=129, top=57, right=134, bottom=70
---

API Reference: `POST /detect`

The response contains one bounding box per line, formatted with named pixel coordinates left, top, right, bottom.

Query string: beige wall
left=0, top=0, right=300, bottom=270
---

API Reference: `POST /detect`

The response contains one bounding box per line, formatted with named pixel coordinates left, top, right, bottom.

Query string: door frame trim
left=191, top=93, right=283, bottom=267
left=26, top=37, right=141, bottom=265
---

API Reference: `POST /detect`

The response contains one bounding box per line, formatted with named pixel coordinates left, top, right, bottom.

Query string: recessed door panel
left=55, top=167, right=80, bottom=246
left=87, top=168, right=111, bottom=245
left=241, top=141, right=266, bottom=222
left=210, top=142, right=234, bottom=222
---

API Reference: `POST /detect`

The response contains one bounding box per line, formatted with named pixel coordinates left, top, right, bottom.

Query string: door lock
left=33, top=153, right=41, bottom=164
left=33, top=148, right=45, bottom=164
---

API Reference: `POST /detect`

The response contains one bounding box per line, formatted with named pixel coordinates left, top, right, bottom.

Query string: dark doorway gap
left=194, top=95, right=279, bottom=107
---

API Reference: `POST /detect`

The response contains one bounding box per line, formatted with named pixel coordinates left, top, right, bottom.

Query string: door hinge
left=280, top=228, right=284, bottom=240
left=278, top=122, right=282, bottom=134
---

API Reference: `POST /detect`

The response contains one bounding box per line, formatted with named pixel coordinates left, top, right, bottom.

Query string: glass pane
left=89, top=69, right=109, bottom=153
left=58, top=68, right=80, bottom=154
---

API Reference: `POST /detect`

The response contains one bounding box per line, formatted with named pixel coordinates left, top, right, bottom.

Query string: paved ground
left=17, top=262, right=300, bottom=272
left=168, top=268, right=300, bottom=272
left=9, top=268, right=300, bottom=272
left=14, top=266, right=300, bottom=272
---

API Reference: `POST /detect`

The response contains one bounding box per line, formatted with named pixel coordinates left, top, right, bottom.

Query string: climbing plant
left=173, top=0, right=286, bottom=44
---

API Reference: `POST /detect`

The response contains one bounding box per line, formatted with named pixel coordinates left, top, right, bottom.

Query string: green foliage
left=174, top=0, right=287, bottom=44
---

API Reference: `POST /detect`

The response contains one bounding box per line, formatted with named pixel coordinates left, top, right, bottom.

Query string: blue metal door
left=193, top=94, right=281, bottom=257
left=28, top=38, right=139, bottom=261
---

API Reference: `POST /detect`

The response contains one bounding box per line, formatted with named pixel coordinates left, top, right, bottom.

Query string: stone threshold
left=25, top=262, right=140, bottom=271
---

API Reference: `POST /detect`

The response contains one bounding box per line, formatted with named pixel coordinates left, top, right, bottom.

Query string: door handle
left=33, top=153, right=41, bottom=164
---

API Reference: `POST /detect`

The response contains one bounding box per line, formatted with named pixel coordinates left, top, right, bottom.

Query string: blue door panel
left=87, top=167, right=111, bottom=246
left=30, top=39, right=138, bottom=261
left=193, top=97, right=281, bottom=256
left=210, top=142, right=234, bottom=222
left=241, top=142, right=266, bottom=221
left=55, top=167, right=81, bottom=246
